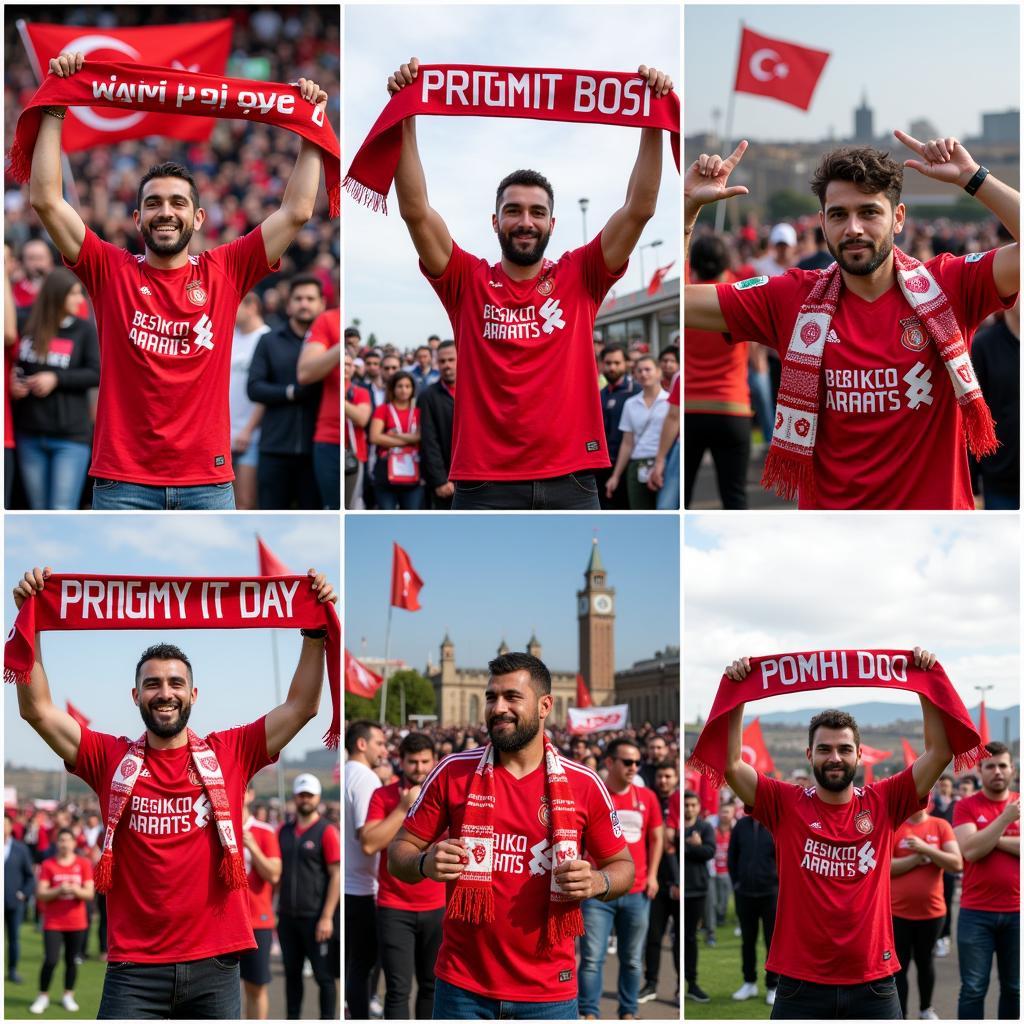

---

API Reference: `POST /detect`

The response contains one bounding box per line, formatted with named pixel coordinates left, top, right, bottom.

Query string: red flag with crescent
left=741, top=718, right=775, bottom=774
left=733, top=27, right=830, bottom=111
left=345, top=650, right=384, bottom=698
left=390, top=543, right=423, bottom=611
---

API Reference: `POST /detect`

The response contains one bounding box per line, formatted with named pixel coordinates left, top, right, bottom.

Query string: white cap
left=769, top=223, right=798, bottom=248
left=292, top=773, right=322, bottom=797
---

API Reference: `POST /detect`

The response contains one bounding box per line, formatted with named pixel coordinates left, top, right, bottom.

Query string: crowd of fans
left=3, top=7, right=341, bottom=509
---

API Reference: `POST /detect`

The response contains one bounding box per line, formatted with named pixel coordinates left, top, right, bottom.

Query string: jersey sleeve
left=63, top=228, right=126, bottom=306
left=39, top=860, right=55, bottom=886
left=751, top=772, right=788, bottom=831
left=212, top=716, right=278, bottom=784
left=322, top=822, right=341, bottom=865
left=646, top=791, right=665, bottom=829
left=715, top=271, right=809, bottom=352
left=403, top=760, right=450, bottom=844
left=365, top=787, right=389, bottom=823
left=876, top=765, right=926, bottom=825
left=584, top=771, right=628, bottom=862
left=306, top=309, right=340, bottom=350
left=210, top=226, right=280, bottom=299
left=259, top=825, right=281, bottom=860
left=421, top=242, right=475, bottom=317
left=79, top=856, right=94, bottom=882
left=578, top=233, right=628, bottom=306
left=666, top=790, right=680, bottom=831
left=952, top=796, right=975, bottom=828
left=932, top=249, right=1017, bottom=338
left=936, top=817, right=956, bottom=845
left=618, top=398, right=640, bottom=436
left=668, top=377, right=680, bottom=406
left=68, top=725, right=124, bottom=795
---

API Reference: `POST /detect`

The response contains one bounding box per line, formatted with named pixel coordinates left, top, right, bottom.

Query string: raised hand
left=637, top=65, right=673, bottom=98
left=725, top=657, right=752, bottom=681
left=684, top=140, right=750, bottom=210
left=297, top=78, right=328, bottom=113
left=894, top=130, right=979, bottom=187
left=48, top=52, right=84, bottom=78
left=388, top=59, right=420, bottom=96
left=13, top=567, right=51, bottom=611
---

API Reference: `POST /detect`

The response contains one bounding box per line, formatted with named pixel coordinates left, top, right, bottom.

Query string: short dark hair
left=601, top=343, right=628, bottom=362
left=137, top=162, right=200, bottom=213
left=655, top=760, right=678, bottom=773
left=437, top=339, right=456, bottom=353
left=345, top=327, right=361, bottom=339
left=689, top=234, right=730, bottom=282
left=135, top=643, right=193, bottom=687
left=659, top=344, right=680, bottom=363
left=683, top=789, right=699, bottom=803
left=487, top=652, right=551, bottom=695
left=496, top=169, right=554, bottom=214
left=399, top=732, right=435, bottom=759
left=606, top=738, right=641, bottom=761
left=56, top=827, right=75, bottom=841
left=810, top=147, right=903, bottom=211
left=981, top=741, right=1011, bottom=761
left=288, top=273, right=323, bottom=297
left=345, top=719, right=382, bottom=755
left=807, top=709, right=861, bottom=749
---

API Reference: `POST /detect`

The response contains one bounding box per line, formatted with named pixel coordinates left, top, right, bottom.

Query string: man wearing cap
left=756, top=224, right=798, bottom=278
left=278, top=773, right=340, bottom=1019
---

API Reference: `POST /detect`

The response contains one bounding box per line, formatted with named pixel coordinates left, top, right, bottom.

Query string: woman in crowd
left=369, top=370, right=424, bottom=510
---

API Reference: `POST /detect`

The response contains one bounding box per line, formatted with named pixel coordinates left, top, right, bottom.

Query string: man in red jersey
left=953, top=742, right=1019, bottom=1019
left=362, top=732, right=446, bottom=1019
left=297, top=306, right=342, bottom=509
left=241, top=785, right=282, bottom=1020
left=11, top=565, right=336, bottom=1019
left=387, top=58, right=673, bottom=510
left=29, top=51, right=331, bottom=510
left=388, top=653, right=634, bottom=1019
left=684, top=134, right=1019, bottom=510
left=724, top=647, right=957, bottom=1019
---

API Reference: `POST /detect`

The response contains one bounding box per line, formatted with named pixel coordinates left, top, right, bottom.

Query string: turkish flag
left=20, top=20, right=233, bottom=153
left=685, top=767, right=720, bottom=817
left=647, top=262, right=676, bottom=296
left=575, top=674, right=593, bottom=709
left=345, top=649, right=383, bottom=699
left=390, top=543, right=423, bottom=611
left=256, top=536, right=291, bottom=576
left=977, top=701, right=990, bottom=746
left=859, top=743, right=892, bottom=785
left=741, top=718, right=775, bottom=774
left=901, top=737, right=919, bottom=768
left=733, top=27, right=830, bottom=111
left=66, top=700, right=90, bottom=728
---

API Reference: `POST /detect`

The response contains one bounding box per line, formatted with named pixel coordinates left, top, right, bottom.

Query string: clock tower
left=577, top=538, right=615, bottom=704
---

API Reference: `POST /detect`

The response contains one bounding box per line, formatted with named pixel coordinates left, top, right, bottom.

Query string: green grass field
left=5, top=926, right=102, bottom=1019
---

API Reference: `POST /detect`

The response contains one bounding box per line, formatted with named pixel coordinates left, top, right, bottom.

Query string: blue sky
left=4, top=515, right=340, bottom=769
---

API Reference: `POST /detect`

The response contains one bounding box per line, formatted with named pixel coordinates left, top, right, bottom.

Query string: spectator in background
left=241, top=786, right=281, bottom=1021
left=344, top=352, right=371, bottom=510
left=344, top=327, right=361, bottom=355
left=796, top=226, right=835, bottom=271
left=709, top=800, right=734, bottom=932
left=11, top=239, right=55, bottom=309
left=248, top=275, right=325, bottom=509
left=369, top=370, right=423, bottom=511
left=230, top=293, right=269, bottom=511
left=755, top=223, right=798, bottom=277
left=4, top=814, right=35, bottom=984
left=297, top=306, right=342, bottom=509
left=597, top=344, right=641, bottom=509
left=419, top=340, right=457, bottom=510
left=409, top=345, right=439, bottom=394
left=931, top=775, right=958, bottom=958
left=361, top=350, right=385, bottom=405
left=651, top=374, right=680, bottom=509
left=641, top=733, right=670, bottom=789
left=683, top=790, right=715, bottom=1004
left=658, top=344, right=679, bottom=392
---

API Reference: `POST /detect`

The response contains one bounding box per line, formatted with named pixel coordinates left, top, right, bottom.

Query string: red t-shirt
left=371, top=403, right=418, bottom=435
left=309, top=308, right=340, bottom=446
left=599, top=785, right=662, bottom=894
left=668, top=375, right=679, bottom=407
left=66, top=226, right=277, bottom=486
left=954, top=792, right=1020, bottom=912
left=686, top=269, right=751, bottom=416
left=753, top=766, right=923, bottom=984
left=424, top=234, right=624, bottom=480
left=39, top=856, right=92, bottom=931
left=403, top=749, right=625, bottom=1001
left=244, top=817, right=281, bottom=931
left=891, top=815, right=955, bottom=919
left=666, top=790, right=680, bottom=831
left=70, top=718, right=276, bottom=962
left=345, top=384, right=371, bottom=462
left=714, top=825, right=731, bottom=875
left=716, top=251, right=1015, bottom=508
left=366, top=781, right=446, bottom=911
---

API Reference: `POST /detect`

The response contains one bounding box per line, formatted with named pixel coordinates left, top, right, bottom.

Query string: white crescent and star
left=62, top=34, right=146, bottom=131
left=749, top=48, right=789, bottom=82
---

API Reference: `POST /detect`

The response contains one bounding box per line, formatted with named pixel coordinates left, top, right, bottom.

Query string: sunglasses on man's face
left=616, top=758, right=641, bottom=767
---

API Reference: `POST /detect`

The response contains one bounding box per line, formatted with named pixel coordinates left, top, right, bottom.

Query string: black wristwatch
left=300, top=627, right=328, bottom=640
left=964, top=165, right=990, bottom=197
left=418, top=851, right=429, bottom=878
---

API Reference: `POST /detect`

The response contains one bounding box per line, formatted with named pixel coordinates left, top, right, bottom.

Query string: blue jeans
left=91, top=478, right=236, bottom=510
left=97, top=954, right=241, bottom=1019
left=656, top=440, right=680, bottom=509
left=5, top=903, right=25, bottom=973
left=433, top=977, right=578, bottom=1020
left=957, top=907, right=1019, bottom=1019
left=579, top=891, right=650, bottom=1017
left=749, top=366, right=775, bottom=442
left=312, top=442, right=340, bottom=509
left=16, top=435, right=91, bottom=510
left=376, top=481, right=425, bottom=510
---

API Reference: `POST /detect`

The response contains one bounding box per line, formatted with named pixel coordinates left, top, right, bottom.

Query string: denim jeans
left=579, top=891, right=650, bottom=1017
left=91, top=478, right=236, bottom=510
left=452, top=472, right=600, bottom=511
left=655, top=440, right=680, bottom=510
left=771, top=973, right=902, bottom=1019
left=433, top=977, right=578, bottom=1020
left=312, top=442, right=340, bottom=509
left=5, top=903, right=25, bottom=973
left=375, top=481, right=425, bottom=510
left=748, top=367, right=775, bottom=443
left=957, top=907, right=1020, bottom=1019
left=16, top=435, right=91, bottom=509
left=96, top=954, right=241, bottom=1019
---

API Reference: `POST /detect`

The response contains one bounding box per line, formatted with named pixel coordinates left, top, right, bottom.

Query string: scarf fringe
left=962, top=401, right=999, bottom=460
left=684, top=754, right=723, bottom=791
left=4, top=667, right=28, bottom=685
left=542, top=905, right=585, bottom=951
left=322, top=725, right=340, bottom=751
left=954, top=743, right=990, bottom=774
left=328, top=182, right=341, bottom=219
left=446, top=883, right=494, bottom=925
left=7, top=140, right=30, bottom=184
left=94, top=850, right=114, bottom=894
left=343, top=175, right=388, bottom=214
left=760, top=449, right=815, bottom=503
left=219, top=850, right=249, bottom=891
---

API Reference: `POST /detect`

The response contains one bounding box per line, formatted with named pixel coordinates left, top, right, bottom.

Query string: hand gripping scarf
left=4, top=574, right=342, bottom=748
left=345, top=64, right=681, bottom=213
left=448, top=740, right=585, bottom=951
left=8, top=62, right=341, bottom=217
left=686, top=649, right=986, bottom=789
left=764, top=248, right=998, bottom=502
left=95, top=728, right=242, bottom=894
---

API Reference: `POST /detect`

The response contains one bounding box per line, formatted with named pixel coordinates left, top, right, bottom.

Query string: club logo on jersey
left=801, top=837, right=878, bottom=877
left=139, top=286, right=152, bottom=296
left=899, top=317, right=930, bottom=352
left=735, top=275, right=769, bottom=290
left=537, top=276, right=554, bottom=296
left=904, top=362, right=934, bottom=409
left=192, top=314, right=215, bottom=352
left=539, top=298, right=566, bottom=335
left=965, top=252, right=985, bottom=264
left=538, top=796, right=551, bottom=828
left=854, top=810, right=873, bottom=835
left=800, top=322, right=821, bottom=346
left=185, top=281, right=208, bottom=306
left=905, top=274, right=930, bottom=294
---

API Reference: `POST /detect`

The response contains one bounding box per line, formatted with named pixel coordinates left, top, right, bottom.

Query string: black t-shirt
left=971, top=317, right=1019, bottom=493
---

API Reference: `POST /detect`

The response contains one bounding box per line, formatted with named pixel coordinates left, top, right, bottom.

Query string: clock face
left=593, top=594, right=613, bottom=615
left=578, top=596, right=589, bottom=616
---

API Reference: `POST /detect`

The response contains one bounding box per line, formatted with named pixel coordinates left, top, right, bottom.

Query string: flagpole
left=714, top=19, right=743, bottom=234
left=379, top=603, right=394, bottom=726
left=271, top=631, right=285, bottom=808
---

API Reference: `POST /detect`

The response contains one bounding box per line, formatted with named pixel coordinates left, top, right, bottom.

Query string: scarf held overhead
left=8, top=61, right=341, bottom=217
left=345, top=64, right=681, bottom=212
left=4, top=574, right=341, bottom=749
left=686, top=650, right=986, bottom=788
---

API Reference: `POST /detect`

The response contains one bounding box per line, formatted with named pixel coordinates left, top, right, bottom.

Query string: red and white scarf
left=686, top=649, right=987, bottom=788
left=95, top=728, right=243, bottom=894
left=8, top=61, right=341, bottom=217
left=764, top=248, right=998, bottom=502
left=449, top=740, right=584, bottom=951
left=345, top=64, right=680, bottom=212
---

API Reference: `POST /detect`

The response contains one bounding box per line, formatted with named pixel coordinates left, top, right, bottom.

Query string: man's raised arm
left=28, top=54, right=87, bottom=264
left=12, top=567, right=82, bottom=766
left=722, top=656, right=758, bottom=807
left=908, top=647, right=954, bottom=800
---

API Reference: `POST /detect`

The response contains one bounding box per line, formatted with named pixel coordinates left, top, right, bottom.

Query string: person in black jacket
left=418, top=340, right=456, bottom=509
left=683, top=789, right=715, bottom=1004
left=4, top=815, right=36, bottom=984
left=247, top=275, right=324, bottom=509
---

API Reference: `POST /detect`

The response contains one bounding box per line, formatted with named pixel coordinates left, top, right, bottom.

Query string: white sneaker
left=732, top=982, right=758, bottom=1000
left=934, top=937, right=950, bottom=957
left=61, top=994, right=79, bottom=1012
left=369, top=995, right=384, bottom=1019
left=766, top=988, right=777, bottom=1006
left=734, top=926, right=742, bottom=937
left=920, top=1009, right=939, bottom=1020
left=29, top=995, right=49, bottom=1014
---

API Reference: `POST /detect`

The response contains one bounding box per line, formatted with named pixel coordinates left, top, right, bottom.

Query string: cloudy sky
left=344, top=4, right=680, bottom=345
left=685, top=515, right=1019, bottom=720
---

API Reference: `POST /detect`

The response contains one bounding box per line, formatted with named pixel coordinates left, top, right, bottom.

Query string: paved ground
left=688, top=449, right=795, bottom=511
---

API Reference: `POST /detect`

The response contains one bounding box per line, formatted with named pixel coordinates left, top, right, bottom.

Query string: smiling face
left=135, top=176, right=204, bottom=257
left=807, top=725, right=860, bottom=793
left=493, top=184, right=554, bottom=268
left=134, top=658, right=194, bottom=738
left=820, top=181, right=905, bottom=277
left=485, top=669, right=550, bottom=753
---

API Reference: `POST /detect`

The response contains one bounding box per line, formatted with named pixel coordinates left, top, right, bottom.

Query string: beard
left=141, top=217, right=194, bottom=257
left=487, top=711, right=540, bottom=753
left=498, top=225, right=552, bottom=267
left=827, top=233, right=893, bottom=276
left=139, top=697, right=191, bottom=738
left=813, top=760, right=857, bottom=792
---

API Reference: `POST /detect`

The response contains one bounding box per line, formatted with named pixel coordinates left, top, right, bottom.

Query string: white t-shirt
left=345, top=758, right=382, bottom=896
left=230, top=324, right=271, bottom=438
left=619, top=390, right=670, bottom=460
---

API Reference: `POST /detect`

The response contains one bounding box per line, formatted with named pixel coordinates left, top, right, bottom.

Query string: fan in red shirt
left=684, top=131, right=1019, bottom=510
left=362, top=732, right=447, bottom=1019
left=344, top=351, right=372, bottom=509
left=723, top=647, right=960, bottom=1019
left=28, top=51, right=332, bottom=510
left=11, top=564, right=336, bottom=1020
left=386, top=57, right=674, bottom=510
left=388, top=652, right=633, bottom=1019
left=952, top=742, right=1020, bottom=1019
left=297, top=307, right=341, bottom=509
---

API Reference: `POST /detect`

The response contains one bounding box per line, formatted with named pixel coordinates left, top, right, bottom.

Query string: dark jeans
left=735, top=892, right=779, bottom=988
left=5, top=903, right=25, bottom=972
left=683, top=895, right=706, bottom=984
left=277, top=913, right=336, bottom=1019
left=684, top=413, right=751, bottom=509
left=312, top=442, right=340, bottom=509
left=941, top=872, right=955, bottom=939
left=96, top=954, right=241, bottom=1019
left=257, top=451, right=320, bottom=509
left=451, top=472, right=600, bottom=510
left=41, top=928, right=86, bottom=993
left=892, top=914, right=943, bottom=1017
left=433, top=977, right=578, bottom=1020
left=376, top=905, right=443, bottom=1019
left=375, top=480, right=425, bottom=510
left=595, top=465, right=630, bottom=510
left=957, top=907, right=1020, bottom=1019
left=96, top=893, right=108, bottom=954
left=644, top=885, right=680, bottom=986
left=770, top=973, right=902, bottom=1019
left=345, top=894, right=377, bottom=1021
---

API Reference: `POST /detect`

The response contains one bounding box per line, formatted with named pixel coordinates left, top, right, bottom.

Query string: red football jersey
left=753, top=766, right=923, bottom=984
left=345, top=385, right=371, bottom=462
left=39, top=856, right=92, bottom=931
left=244, top=817, right=281, bottom=930
left=600, top=785, right=662, bottom=894
left=954, top=792, right=1020, bottom=912
left=308, top=308, right=341, bottom=446
left=71, top=718, right=276, bottom=962
left=716, top=250, right=1014, bottom=508
left=403, top=749, right=625, bottom=1001
left=66, top=226, right=277, bottom=486
left=424, top=234, right=624, bottom=480
left=891, top=815, right=955, bottom=920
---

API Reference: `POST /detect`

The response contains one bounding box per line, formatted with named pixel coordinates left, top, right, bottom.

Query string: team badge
left=121, top=761, right=137, bottom=779
left=854, top=810, right=873, bottom=835
left=186, top=281, right=208, bottom=306
left=537, top=276, right=553, bottom=296
left=735, top=275, right=768, bottom=290
left=794, top=417, right=810, bottom=437
left=899, top=317, right=929, bottom=352
left=538, top=796, right=551, bottom=828
left=965, top=252, right=985, bottom=263
left=800, top=322, right=821, bottom=346
left=187, top=767, right=201, bottom=787
left=904, top=274, right=930, bottom=294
